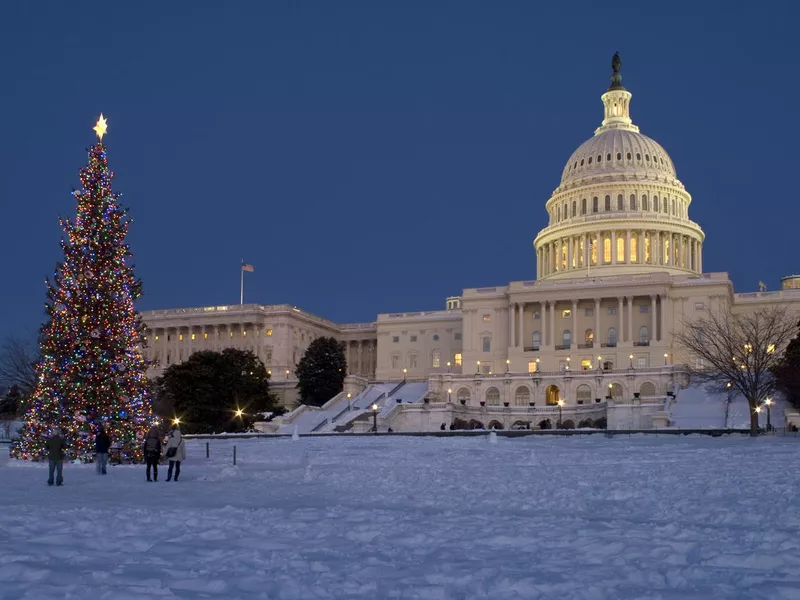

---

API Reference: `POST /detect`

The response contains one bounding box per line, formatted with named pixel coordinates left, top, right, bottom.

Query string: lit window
left=591, top=238, right=597, bottom=265
left=528, top=361, right=538, bottom=373
left=482, top=314, right=491, bottom=322
left=266, top=329, right=273, bottom=336
left=410, top=335, right=417, bottom=342
left=482, top=337, right=491, bottom=352
left=454, top=353, right=462, bottom=366
left=204, top=332, right=208, bottom=339
left=191, top=333, right=196, bottom=341
left=768, top=344, right=776, bottom=354
left=617, top=237, right=625, bottom=262
left=432, top=351, right=441, bottom=368
left=562, top=309, right=571, bottom=319
left=631, top=236, right=638, bottom=263
left=584, top=329, right=594, bottom=344
left=392, top=336, right=399, bottom=343
left=695, top=302, right=705, bottom=310
left=581, top=359, right=592, bottom=370
left=230, top=332, right=234, bottom=338
left=179, top=334, right=183, bottom=341
left=603, top=237, right=611, bottom=263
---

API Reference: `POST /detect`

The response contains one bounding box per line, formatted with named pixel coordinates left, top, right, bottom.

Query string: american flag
left=241, top=262, right=254, bottom=272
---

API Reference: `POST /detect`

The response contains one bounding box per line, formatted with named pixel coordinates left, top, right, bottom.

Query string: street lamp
left=371, top=403, right=378, bottom=433
left=505, top=359, right=511, bottom=373
left=597, top=355, right=603, bottom=370
left=234, top=408, right=244, bottom=418
left=446, top=361, right=451, bottom=373
left=447, top=388, right=452, bottom=403
left=764, top=398, right=773, bottom=432
left=629, top=354, right=634, bottom=369
left=347, top=392, right=352, bottom=411
left=557, top=398, right=565, bottom=428
left=403, top=367, right=407, bottom=382
left=172, top=417, right=181, bottom=427
left=664, top=353, right=669, bottom=366
left=476, top=360, right=481, bottom=374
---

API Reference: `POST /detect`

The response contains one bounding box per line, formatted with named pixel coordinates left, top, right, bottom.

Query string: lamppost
left=755, top=405, right=762, bottom=431
left=597, top=355, right=603, bottom=370
left=446, top=361, right=451, bottom=373
left=447, top=388, right=452, bottom=403
left=505, top=359, right=511, bottom=373
left=476, top=360, right=481, bottom=374
left=629, top=354, right=634, bottom=369
left=664, top=353, right=669, bottom=366
left=403, top=368, right=407, bottom=383
left=347, top=392, right=352, bottom=412
left=557, top=398, right=565, bottom=428
left=764, top=398, right=773, bottom=432
left=284, top=369, right=291, bottom=405
left=371, top=403, right=378, bottom=433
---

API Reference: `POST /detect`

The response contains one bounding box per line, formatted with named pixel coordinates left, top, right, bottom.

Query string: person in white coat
left=164, top=427, right=186, bottom=482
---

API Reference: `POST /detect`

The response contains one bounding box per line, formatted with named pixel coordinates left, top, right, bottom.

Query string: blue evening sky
left=1, top=1, right=797, bottom=339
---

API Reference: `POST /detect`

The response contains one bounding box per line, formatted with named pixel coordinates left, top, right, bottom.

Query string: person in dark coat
left=46, top=428, right=66, bottom=486
left=143, top=427, right=162, bottom=482
left=95, top=426, right=111, bottom=475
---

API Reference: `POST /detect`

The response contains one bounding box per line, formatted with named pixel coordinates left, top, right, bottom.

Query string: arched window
left=605, top=195, right=611, bottom=211
left=617, top=194, right=624, bottom=210
left=532, top=331, right=541, bottom=349
left=603, top=237, right=612, bottom=263
left=557, top=205, right=561, bottom=221
left=571, top=200, right=577, bottom=217
left=630, top=194, right=637, bottom=210
left=663, top=198, right=669, bottom=213
left=457, top=388, right=471, bottom=403
left=640, top=382, right=656, bottom=397
left=608, top=383, right=623, bottom=399
left=585, top=329, right=594, bottom=344
left=576, top=384, right=592, bottom=404
left=581, top=198, right=587, bottom=215
left=486, top=387, right=500, bottom=405
left=654, top=196, right=659, bottom=212
left=514, top=386, right=531, bottom=406
left=639, top=326, right=650, bottom=345
left=591, top=235, right=598, bottom=265
left=607, top=327, right=617, bottom=346
left=672, top=198, right=678, bottom=215
left=617, top=236, right=625, bottom=263
left=431, top=350, right=441, bottom=368
left=592, top=197, right=599, bottom=213
left=562, top=330, right=572, bottom=348
left=616, top=152, right=622, bottom=160
left=563, top=202, right=568, bottom=219
left=606, top=153, right=611, bottom=161
left=642, top=195, right=649, bottom=211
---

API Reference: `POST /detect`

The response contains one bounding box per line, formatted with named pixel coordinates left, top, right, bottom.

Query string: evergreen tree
left=295, top=337, right=347, bottom=407
left=154, top=349, right=281, bottom=434
left=772, top=320, right=800, bottom=410
left=13, top=116, right=153, bottom=461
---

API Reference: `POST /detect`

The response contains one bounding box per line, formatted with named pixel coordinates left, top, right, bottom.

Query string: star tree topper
left=93, top=114, right=108, bottom=140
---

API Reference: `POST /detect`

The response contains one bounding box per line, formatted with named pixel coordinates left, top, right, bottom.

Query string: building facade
left=141, top=56, right=800, bottom=424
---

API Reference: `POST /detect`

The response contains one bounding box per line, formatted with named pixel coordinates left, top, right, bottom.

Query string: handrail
left=311, top=418, right=328, bottom=433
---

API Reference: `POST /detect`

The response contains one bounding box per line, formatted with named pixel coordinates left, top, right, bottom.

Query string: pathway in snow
left=1, top=435, right=800, bottom=599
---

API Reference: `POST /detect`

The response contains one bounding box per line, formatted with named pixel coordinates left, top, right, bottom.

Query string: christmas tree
left=13, top=115, right=154, bottom=462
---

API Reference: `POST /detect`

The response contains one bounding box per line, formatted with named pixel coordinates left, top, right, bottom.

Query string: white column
left=518, top=303, right=524, bottom=349
left=627, top=296, right=634, bottom=343
left=639, top=231, right=645, bottom=264
left=698, top=242, right=703, bottom=273
left=567, top=236, right=573, bottom=271
left=543, top=302, right=549, bottom=346
left=572, top=300, right=578, bottom=347
left=650, top=295, right=657, bottom=342
left=550, top=300, right=556, bottom=348
left=509, top=304, right=515, bottom=348
left=611, top=231, right=617, bottom=265
left=661, top=295, right=669, bottom=342
left=617, top=297, right=623, bottom=344
left=582, top=233, right=587, bottom=268
left=594, top=298, right=601, bottom=343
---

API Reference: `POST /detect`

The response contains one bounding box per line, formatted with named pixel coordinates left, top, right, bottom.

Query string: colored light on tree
left=12, top=115, right=153, bottom=461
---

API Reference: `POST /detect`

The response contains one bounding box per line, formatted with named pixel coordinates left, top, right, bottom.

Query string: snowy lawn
left=1, top=434, right=799, bottom=599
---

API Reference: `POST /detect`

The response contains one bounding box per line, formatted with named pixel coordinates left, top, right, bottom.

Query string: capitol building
left=140, top=56, right=800, bottom=432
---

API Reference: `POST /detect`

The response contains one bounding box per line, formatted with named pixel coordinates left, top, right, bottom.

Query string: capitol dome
left=533, top=53, right=704, bottom=281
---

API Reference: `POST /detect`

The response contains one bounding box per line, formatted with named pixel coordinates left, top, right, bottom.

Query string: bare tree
left=0, top=336, right=38, bottom=396
left=675, top=306, right=797, bottom=436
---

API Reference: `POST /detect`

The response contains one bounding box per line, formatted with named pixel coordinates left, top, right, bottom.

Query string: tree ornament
left=90, top=329, right=100, bottom=339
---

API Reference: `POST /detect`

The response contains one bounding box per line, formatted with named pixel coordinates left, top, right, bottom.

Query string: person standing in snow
left=143, top=427, right=162, bottom=482
left=94, top=426, right=111, bottom=475
left=164, top=426, right=186, bottom=482
left=46, top=428, right=66, bottom=486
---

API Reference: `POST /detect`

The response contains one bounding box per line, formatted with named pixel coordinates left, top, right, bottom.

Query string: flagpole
left=240, top=259, right=244, bottom=305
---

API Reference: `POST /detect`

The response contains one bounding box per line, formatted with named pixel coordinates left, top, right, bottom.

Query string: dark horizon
left=3, top=1, right=799, bottom=340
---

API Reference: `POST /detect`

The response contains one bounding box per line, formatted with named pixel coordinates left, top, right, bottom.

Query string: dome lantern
left=596, top=53, right=638, bottom=135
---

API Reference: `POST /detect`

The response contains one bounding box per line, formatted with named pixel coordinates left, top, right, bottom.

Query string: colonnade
left=536, top=230, right=702, bottom=278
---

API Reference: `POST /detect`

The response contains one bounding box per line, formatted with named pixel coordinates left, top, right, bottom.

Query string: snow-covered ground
left=2, top=435, right=800, bottom=599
